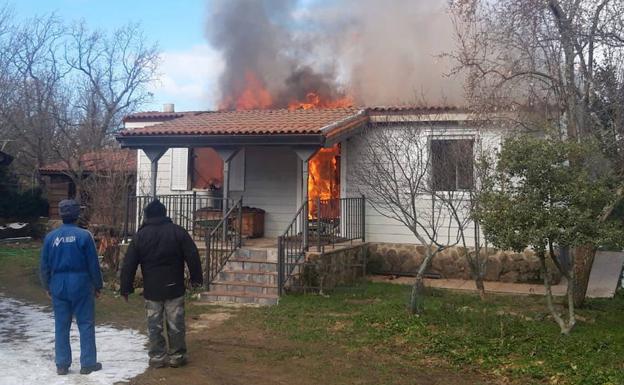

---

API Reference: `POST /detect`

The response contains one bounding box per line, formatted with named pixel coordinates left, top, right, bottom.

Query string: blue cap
left=59, top=199, right=80, bottom=222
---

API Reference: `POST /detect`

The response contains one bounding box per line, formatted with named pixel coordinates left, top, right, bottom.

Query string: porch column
left=215, top=147, right=240, bottom=221
left=294, top=147, right=319, bottom=249
left=143, top=147, right=168, bottom=199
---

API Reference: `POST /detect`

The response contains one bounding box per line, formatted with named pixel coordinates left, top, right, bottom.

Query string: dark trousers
left=145, top=295, right=186, bottom=363
left=52, top=293, right=97, bottom=369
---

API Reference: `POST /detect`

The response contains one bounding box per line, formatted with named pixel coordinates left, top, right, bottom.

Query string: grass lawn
left=2, top=242, right=623, bottom=385
left=251, top=283, right=624, bottom=385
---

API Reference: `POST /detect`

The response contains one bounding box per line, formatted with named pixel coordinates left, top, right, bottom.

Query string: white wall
left=136, top=149, right=182, bottom=196
left=230, top=147, right=299, bottom=237
left=344, top=123, right=504, bottom=247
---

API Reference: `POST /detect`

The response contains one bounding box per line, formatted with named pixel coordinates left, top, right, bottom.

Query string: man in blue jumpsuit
left=40, top=199, right=103, bottom=375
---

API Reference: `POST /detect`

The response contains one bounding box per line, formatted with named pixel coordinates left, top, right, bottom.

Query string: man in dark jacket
left=40, top=199, right=103, bottom=375
left=120, top=200, right=203, bottom=368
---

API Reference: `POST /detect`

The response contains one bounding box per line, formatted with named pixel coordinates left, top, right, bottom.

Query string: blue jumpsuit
left=40, top=224, right=103, bottom=370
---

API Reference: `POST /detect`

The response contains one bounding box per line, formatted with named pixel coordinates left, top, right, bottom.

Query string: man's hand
left=45, top=291, right=51, bottom=300
left=95, top=290, right=101, bottom=299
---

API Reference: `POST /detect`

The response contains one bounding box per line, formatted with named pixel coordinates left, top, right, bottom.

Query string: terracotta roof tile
left=40, top=149, right=136, bottom=174
left=123, top=111, right=201, bottom=122
left=119, top=108, right=364, bottom=136
left=367, top=105, right=466, bottom=113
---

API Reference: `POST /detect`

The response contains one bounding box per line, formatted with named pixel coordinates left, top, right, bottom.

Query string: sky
left=14, top=0, right=224, bottom=112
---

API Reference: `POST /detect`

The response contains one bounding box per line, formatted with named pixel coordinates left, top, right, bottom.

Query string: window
left=189, top=147, right=245, bottom=192
left=190, top=147, right=223, bottom=190
left=170, top=148, right=190, bottom=191
left=431, top=139, right=474, bottom=191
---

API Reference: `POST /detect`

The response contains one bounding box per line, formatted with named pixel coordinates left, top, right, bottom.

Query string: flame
left=220, top=70, right=273, bottom=110
left=288, top=92, right=353, bottom=110
left=308, top=144, right=340, bottom=218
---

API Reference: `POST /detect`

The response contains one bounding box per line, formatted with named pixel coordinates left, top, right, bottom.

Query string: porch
left=117, top=107, right=369, bottom=303
left=122, top=192, right=366, bottom=304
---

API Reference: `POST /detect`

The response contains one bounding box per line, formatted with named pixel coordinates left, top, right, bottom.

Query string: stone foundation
left=366, top=243, right=561, bottom=284
left=301, top=245, right=367, bottom=291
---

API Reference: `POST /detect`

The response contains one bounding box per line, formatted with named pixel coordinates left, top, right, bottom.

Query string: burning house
left=114, top=0, right=515, bottom=304
left=116, top=102, right=506, bottom=304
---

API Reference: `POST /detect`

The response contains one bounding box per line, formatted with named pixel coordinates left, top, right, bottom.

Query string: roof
left=119, top=107, right=366, bottom=137
left=116, top=106, right=474, bottom=148
left=40, top=149, right=136, bottom=174
left=123, top=111, right=201, bottom=122
left=367, top=105, right=466, bottom=114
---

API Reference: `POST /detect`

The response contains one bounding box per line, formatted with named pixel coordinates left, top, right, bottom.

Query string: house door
left=307, top=143, right=340, bottom=218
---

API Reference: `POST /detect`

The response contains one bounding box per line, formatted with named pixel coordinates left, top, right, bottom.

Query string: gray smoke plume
left=206, top=0, right=462, bottom=109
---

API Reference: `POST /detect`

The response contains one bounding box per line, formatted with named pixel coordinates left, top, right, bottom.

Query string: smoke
left=206, top=0, right=462, bottom=109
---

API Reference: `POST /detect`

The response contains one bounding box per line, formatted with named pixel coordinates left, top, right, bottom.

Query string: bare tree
left=0, top=13, right=65, bottom=186
left=54, top=22, right=159, bottom=199
left=0, top=14, right=159, bottom=201
left=449, top=0, right=624, bottom=306
left=81, top=149, right=136, bottom=275
left=352, top=115, right=478, bottom=313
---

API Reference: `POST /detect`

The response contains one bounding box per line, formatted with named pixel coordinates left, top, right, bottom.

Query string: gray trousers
left=145, top=295, right=186, bottom=363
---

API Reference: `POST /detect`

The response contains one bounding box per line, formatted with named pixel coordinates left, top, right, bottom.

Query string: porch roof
left=121, top=108, right=365, bottom=136
left=117, top=107, right=368, bottom=148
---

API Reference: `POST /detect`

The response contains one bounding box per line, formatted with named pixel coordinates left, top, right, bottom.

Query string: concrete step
left=199, top=290, right=279, bottom=305
left=218, top=269, right=278, bottom=285
left=236, top=247, right=278, bottom=263
left=210, top=280, right=278, bottom=296
left=224, top=259, right=277, bottom=273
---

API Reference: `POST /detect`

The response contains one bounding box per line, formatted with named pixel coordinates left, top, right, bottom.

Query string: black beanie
left=144, top=199, right=167, bottom=219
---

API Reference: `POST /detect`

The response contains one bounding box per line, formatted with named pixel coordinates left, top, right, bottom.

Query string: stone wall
left=366, top=242, right=561, bottom=284
left=300, top=244, right=367, bottom=291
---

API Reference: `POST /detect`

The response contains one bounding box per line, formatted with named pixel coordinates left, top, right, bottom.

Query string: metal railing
left=277, top=201, right=309, bottom=295
left=311, top=196, right=366, bottom=253
left=122, top=192, right=231, bottom=239
left=204, top=197, right=243, bottom=289
left=277, top=196, right=365, bottom=295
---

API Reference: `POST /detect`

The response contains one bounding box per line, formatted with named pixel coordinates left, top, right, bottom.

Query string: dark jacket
left=120, top=217, right=203, bottom=301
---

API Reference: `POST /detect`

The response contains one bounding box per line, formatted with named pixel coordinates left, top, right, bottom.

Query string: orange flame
left=288, top=92, right=353, bottom=110
left=220, top=70, right=273, bottom=110
left=308, top=145, right=340, bottom=218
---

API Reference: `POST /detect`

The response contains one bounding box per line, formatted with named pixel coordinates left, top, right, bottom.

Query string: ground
left=1, top=242, right=623, bottom=385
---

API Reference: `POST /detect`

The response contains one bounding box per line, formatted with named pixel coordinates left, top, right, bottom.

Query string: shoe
left=56, top=367, right=69, bottom=375
left=80, top=362, right=102, bottom=375
left=169, top=356, right=187, bottom=368
left=149, top=358, right=168, bottom=368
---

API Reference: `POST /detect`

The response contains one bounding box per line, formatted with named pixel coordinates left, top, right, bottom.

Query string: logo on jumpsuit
left=53, top=236, right=77, bottom=247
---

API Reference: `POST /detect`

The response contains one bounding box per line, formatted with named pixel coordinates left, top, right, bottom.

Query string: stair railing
left=204, top=197, right=243, bottom=289
left=277, top=200, right=309, bottom=296
left=277, top=196, right=366, bottom=295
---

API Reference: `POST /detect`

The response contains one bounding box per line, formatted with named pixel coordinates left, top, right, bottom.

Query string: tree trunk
left=475, top=275, right=486, bottom=300
left=571, top=245, right=597, bottom=308
left=539, top=250, right=576, bottom=335
left=409, top=276, right=426, bottom=314
left=409, top=250, right=436, bottom=314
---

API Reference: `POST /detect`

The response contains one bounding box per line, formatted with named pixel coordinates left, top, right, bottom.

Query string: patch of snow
left=0, top=223, right=28, bottom=230
left=0, top=294, right=148, bottom=385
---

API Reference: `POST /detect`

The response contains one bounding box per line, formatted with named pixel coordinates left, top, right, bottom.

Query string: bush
left=0, top=165, right=48, bottom=220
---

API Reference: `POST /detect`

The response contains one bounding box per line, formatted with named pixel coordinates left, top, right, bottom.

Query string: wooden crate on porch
left=194, top=207, right=265, bottom=239
left=236, top=207, right=265, bottom=238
